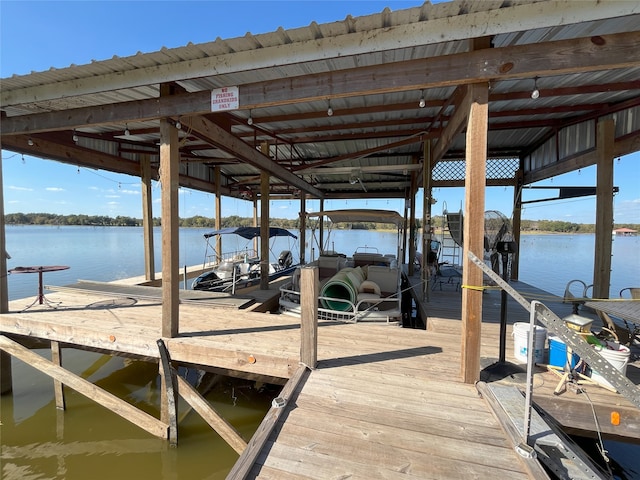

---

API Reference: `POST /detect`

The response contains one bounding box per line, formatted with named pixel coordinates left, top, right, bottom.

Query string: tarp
left=307, top=209, right=404, bottom=228
left=203, top=227, right=297, bottom=240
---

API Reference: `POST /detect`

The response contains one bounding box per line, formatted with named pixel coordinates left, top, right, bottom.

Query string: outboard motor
left=278, top=250, right=293, bottom=268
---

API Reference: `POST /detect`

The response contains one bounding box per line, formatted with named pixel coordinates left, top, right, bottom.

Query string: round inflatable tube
left=320, top=270, right=361, bottom=311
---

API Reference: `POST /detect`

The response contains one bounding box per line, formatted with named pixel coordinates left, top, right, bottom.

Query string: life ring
left=359, top=280, right=381, bottom=296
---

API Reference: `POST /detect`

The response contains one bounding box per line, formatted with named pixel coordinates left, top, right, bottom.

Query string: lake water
left=2, top=226, right=639, bottom=479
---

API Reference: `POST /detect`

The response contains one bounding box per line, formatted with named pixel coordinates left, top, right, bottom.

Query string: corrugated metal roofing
left=1, top=0, right=639, bottom=199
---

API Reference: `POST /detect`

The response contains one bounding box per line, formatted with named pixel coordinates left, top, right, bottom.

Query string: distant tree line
left=4, top=212, right=638, bottom=233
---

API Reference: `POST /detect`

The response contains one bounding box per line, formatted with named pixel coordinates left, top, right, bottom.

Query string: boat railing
left=353, top=246, right=379, bottom=254
left=204, top=248, right=259, bottom=268
left=279, top=282, right=401, bottom=323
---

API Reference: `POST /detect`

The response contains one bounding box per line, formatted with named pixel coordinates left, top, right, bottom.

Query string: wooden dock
left=1, top=270, right=638, bottom=479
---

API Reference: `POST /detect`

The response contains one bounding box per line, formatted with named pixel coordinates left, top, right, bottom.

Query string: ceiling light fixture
left=72, top=130, right=79, bottom=143
left=175, top=120, right=182, bottom=130
left=27, top=138, right=34, bottom=146
left=247, top=110, right=253, bottom=125
left=124, top=124, right=130, bottom=136
left=419, top=90, right=426, bottom=108
left=531, top=77, right=540, bottom=100
left=327, top=100, right=333, bottom=117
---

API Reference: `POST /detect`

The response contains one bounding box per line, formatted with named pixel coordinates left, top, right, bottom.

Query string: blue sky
left=1, top=1, right=639, bottom=224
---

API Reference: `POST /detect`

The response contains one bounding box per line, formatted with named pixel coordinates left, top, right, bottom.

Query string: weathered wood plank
left=176, top=375, right=247, bottom=454
left=51, top=340, right=65, bottom=410
left=300, top=266, right=318, bottom=369
left=227, top=365, right=308, bottom=480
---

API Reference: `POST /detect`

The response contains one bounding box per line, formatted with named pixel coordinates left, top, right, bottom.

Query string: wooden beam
left=511, top=169, right=524, bottom=281
left=157, top=339, right=178, bottom=446
left=593, top=119, right=615, bottom=300
left=0, top=149, right=11, bottom=395
left=141, top=155, right=155, bottom=282
left=299, top=192, right=306, bottom=265
left=0, top=335, right=168, bottom=438
left=460, top=83, right=489, bottom=384
left=176, top=375, right=247, bottom=454
left=160, top=118, right=180, bottom=338
left=214, top=166, right=222, bottom=263
left=4, top=31, right=638, bottom=135
left=300, top=266, right=319, bottom=369
left=185, top=115, right=323, bottom=199
left=408, top=156, right=418, bottom=277
left=240, top=31, right=640, bottom=108
left=422, top=140, right=433, bottom=304
left=432, top=86, right=470, bottom=164
left=525, top=130, right=640, bottom=184
left=260, top=161, right=270, bottom=290
left=0, top=133, right=228, bottom=197
left=51, top=341, right=66, bottom=410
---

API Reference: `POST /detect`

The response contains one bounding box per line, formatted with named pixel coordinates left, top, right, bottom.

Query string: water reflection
left=1, top=349, right=276, bottom=480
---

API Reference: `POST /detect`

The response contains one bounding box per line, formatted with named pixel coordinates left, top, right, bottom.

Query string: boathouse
left=1, top=1, right=639, bottom=478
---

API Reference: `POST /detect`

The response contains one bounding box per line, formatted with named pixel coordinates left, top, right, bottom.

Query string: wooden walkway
left=1, top=271, right=638, bottom=479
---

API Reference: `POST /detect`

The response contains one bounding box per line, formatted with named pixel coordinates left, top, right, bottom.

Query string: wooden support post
left=319, top=199, right=325, bottom=254
left=260, top=144, right=270, bottom=290
left=422, top=140, right=433, bottom=303
left=511, top=169, right=524, bottom=281
left=0, top=335, right=168, bottom=438
left=141, top=154, right=155, bottom=282
left=299, top=192, right=306, bottom=265
left=0, top=151, right=8, bottom=316
left=402, top=202, right=409, bottom=266
left=0, top=351, right=11, bottom=394
left=157, top=339, right=178, bottom=446
left=461, top=82, right=488, bottom=384
left=300, top=266, right=319, bottom=369
left=252, top=197, right=258, bottom=255
left=51, top=340, right=66, bottom=410
left=0, top=151, right=11, bottom=395
left=408, top=156, right=418, bottom=277
left=214, top=166, right=222, bottom=263
left=593, top=119, right=615, bottom=300
left=160, top=118, right=180, bottom=338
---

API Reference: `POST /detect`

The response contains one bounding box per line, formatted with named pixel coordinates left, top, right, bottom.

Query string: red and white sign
left=211, top=86, right=239, bottom=112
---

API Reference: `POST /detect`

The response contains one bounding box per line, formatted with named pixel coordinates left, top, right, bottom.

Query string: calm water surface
left=2, top=226, right=639, bottom=479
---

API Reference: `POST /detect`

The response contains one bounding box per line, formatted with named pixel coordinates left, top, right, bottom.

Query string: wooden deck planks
left=2, top=274, right=638, bottom=478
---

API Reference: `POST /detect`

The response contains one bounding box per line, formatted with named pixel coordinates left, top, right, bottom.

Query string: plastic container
left=512, top=322, right=547, bottom=364
left=548, top=335, right=580, bottom=368
left=589, top=343, right=630, bottom=390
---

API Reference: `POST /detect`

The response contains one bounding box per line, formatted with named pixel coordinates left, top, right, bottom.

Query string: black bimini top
left=203, top=227, right=297, bottom=240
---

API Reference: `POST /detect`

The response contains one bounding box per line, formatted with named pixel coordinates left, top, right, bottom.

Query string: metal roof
left=1, top=0, right=639, bottom=200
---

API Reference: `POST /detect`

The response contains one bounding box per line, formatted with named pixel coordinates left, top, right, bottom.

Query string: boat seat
left=366, top=266, right=398, bottom=296
left=353, top=252, right=389, bottom=267
left=318, top=255, right=341, bottom=278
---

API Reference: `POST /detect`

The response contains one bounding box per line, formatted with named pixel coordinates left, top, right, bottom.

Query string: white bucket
left=512, top=322, right=547, bottom=364
left=589, top=343, right=630, bottom=390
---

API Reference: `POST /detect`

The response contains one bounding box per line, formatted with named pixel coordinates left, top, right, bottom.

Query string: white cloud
left=107, top=201, right=119, bottom=206
left=105, top=195, right=120, bottom=199
left=46, top=187, right=65, bottom=192
left=8, top=185, right=32, bottom=191
left=120, top=189, right=140, bottom=195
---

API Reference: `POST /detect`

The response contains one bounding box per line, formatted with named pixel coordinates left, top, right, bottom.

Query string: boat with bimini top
left=279, top=209, right=406, bottom=323
left=191, top=226, right=298, bottom=293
